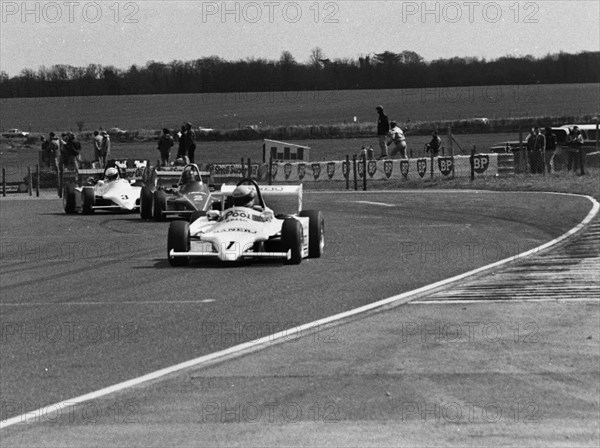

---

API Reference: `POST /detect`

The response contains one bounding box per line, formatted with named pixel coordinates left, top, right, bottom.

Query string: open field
left=1, top=84, right=598, bottom=133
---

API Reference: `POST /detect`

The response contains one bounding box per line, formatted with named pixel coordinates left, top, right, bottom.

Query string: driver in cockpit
left=180, top=168, right=200, bottom=184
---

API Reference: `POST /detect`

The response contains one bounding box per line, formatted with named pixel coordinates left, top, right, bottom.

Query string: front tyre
left=140, top=186, right=153, bottom=220
left=299, top=210, right=324, bottom=258
left=63, top=184, right=76, bottom=214
left=82, top=187, right=95, bottom=214
left=168, top=220, right=190, bottom=267
left=153, top=191, right=167, bottom=221
left=282, top=218, right=303, bottom=265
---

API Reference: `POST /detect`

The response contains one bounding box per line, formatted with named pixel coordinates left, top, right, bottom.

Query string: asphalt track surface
left=0, top=190, right=595, bottom=442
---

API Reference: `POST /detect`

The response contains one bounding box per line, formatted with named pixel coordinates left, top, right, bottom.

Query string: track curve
left=0, top=190, right=594, bottom=417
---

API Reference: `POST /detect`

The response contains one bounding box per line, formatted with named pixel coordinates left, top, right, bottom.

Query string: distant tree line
left=1, top=49, right=598, bottom=98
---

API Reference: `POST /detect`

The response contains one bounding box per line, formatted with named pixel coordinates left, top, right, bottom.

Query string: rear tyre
left=153, top=191, right=167, bottom=221
left=282, top=218, right=303, bottom=265
left=167, top=221, right=190, bottom=267
left=63, top=184, right=76, bottom=214
left=300, top=210, right=324, bottom=258
left=82, top=187, right=95, bottom=214
left=140, top=186, right=153, bottom=220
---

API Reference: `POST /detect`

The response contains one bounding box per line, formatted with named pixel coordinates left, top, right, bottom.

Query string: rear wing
left=150, top=166, right=212, bottom=189
left=75, top=159, right=149, bottom=184
left=219, top=184, right=302, bottom=215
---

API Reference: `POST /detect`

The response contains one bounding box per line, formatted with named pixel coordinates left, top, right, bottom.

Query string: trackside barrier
left=269, top=154, right=509, bottom=183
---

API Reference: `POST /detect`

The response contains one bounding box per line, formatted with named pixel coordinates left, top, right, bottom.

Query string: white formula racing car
left=167, top=179, right=324, bottom=265
left=63, top=161, right=147, bottom=214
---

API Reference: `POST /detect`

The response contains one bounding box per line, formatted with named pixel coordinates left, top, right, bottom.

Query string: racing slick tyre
left=282, top=218, right=303, bottom=265
left=63, top=184, right=76, bottom=214
left=153, top=191, right=167, bottom=221
left=140, top=186, right=153, bottom=220
left=82, top=187, right=95, bottom=214
left=168, top=221, right=190, bottom=267
left=299, top=210, right=324, bottom=258
left=189, top=210, right=206, bottom=223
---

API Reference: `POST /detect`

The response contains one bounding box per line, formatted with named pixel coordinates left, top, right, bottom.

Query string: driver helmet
left=232, top=185, right=255, bottom=207
left=105, top=167, right=119, bottom=181
left=181, top=169, right=199, bottom=184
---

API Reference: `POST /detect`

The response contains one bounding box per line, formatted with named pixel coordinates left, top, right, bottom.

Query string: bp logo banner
left=284, top=163, right=293, bottom=180
left=270, top=163, right=278, bottom=179
left=472, top=155, right=490, bottom=173
left=400, top=160, right=409, bottom=179
left=417, top=158, right=427, bottom=178
left=342, top=160, right=350, bottom=179
left=368, top=160, right=377, bottom=178
left=357, top=160, right=364, bottom=178
left=383, top=160, right=393, bottom=179
left=438, top=157, right=453, bottom=176
left=298, top=163, right=306, bottom=180
left=327, top=162, right=336, bottom=179
left=311, top=163, right=321, bottom=180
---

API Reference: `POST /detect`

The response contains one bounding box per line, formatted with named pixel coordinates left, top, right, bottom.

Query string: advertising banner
left=270, top=155, right=499, bottom=182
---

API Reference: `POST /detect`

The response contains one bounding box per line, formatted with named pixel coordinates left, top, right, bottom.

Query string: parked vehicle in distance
left=2, top=129, right=29, bottom=138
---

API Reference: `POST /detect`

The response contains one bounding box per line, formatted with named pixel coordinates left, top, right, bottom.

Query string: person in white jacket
left=387, top=121, right=407, bottom=158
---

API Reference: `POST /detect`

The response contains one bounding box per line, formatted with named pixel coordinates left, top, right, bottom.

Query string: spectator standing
left=59, top=132, right=81, bottom=180
left=157, top=128, right=174, bottom=166
left=387, top=121, right=408, bottom=158
left=544, top=127, right=558, bottom=173
left=176, top=125, right=189, bottom=163
left=527, top=127, right=545, bottom=174
left=93, top=131, right=103, bottom=167
left=375, top=105, right=390, bottom=159
left=100, top=131, right=111, bottom=167
left=47, top=132, right=60, bottom=175
left=40, top=135, right=50, bottom=166
left=566, top=126, right=584, bottom=173
left=425, top=130, right=442, bottom=156
left=185, top=122, right=197, bottom=163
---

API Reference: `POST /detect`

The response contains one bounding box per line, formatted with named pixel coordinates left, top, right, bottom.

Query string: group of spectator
left=526, top=125, right=585, bottom=174
left=92, top=130, right=111, bottom=168
left=157, top=122, right=196, bottom=166
left=40, top=131, right=83, bottom=188
left=375, top=105, right=441, bottom=159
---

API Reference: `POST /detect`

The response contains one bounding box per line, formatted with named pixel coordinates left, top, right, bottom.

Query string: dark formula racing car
left=140, top=163, right=217, bottom=221
left=167, top=179, right=324, bottom=266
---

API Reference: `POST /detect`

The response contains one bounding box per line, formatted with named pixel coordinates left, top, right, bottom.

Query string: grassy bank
left=302, top=168, right=600, bottom=202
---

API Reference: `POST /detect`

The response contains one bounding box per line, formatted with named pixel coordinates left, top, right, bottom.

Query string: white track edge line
left=2, top=193, right=598, bottom=430
left=410, top=298, right=600, bottom=305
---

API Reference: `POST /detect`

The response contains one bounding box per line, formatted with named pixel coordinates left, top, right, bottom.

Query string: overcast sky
left=1, top=1, right=598, bottom=77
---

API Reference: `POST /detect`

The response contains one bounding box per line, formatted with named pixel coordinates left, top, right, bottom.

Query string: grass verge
left=301, top=169, right=600, bottom=202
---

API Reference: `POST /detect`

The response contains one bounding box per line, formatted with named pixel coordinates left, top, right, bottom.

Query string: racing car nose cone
left=222, top=253, right=239, bottom=262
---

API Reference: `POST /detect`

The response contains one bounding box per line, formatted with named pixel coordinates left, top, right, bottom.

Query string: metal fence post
left=470, top=146, right=476, bottom=182
left=36, top=164, right=40, bottom=197
left=28, top=166, right=33, bottom=196
left=268, top=156, right=273, bottom=185
left=352, top=155, right=358, bottom=191
left=362, top=153, right=367, bottom=191
left=345, top=155, right=350, bottom=190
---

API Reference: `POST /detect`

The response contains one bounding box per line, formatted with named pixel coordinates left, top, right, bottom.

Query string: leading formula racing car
left=63, top=161, right=147, bottom=214
left=140, top=163, right=216, bottom=221
left=167, top=179, right=324, bottom=266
